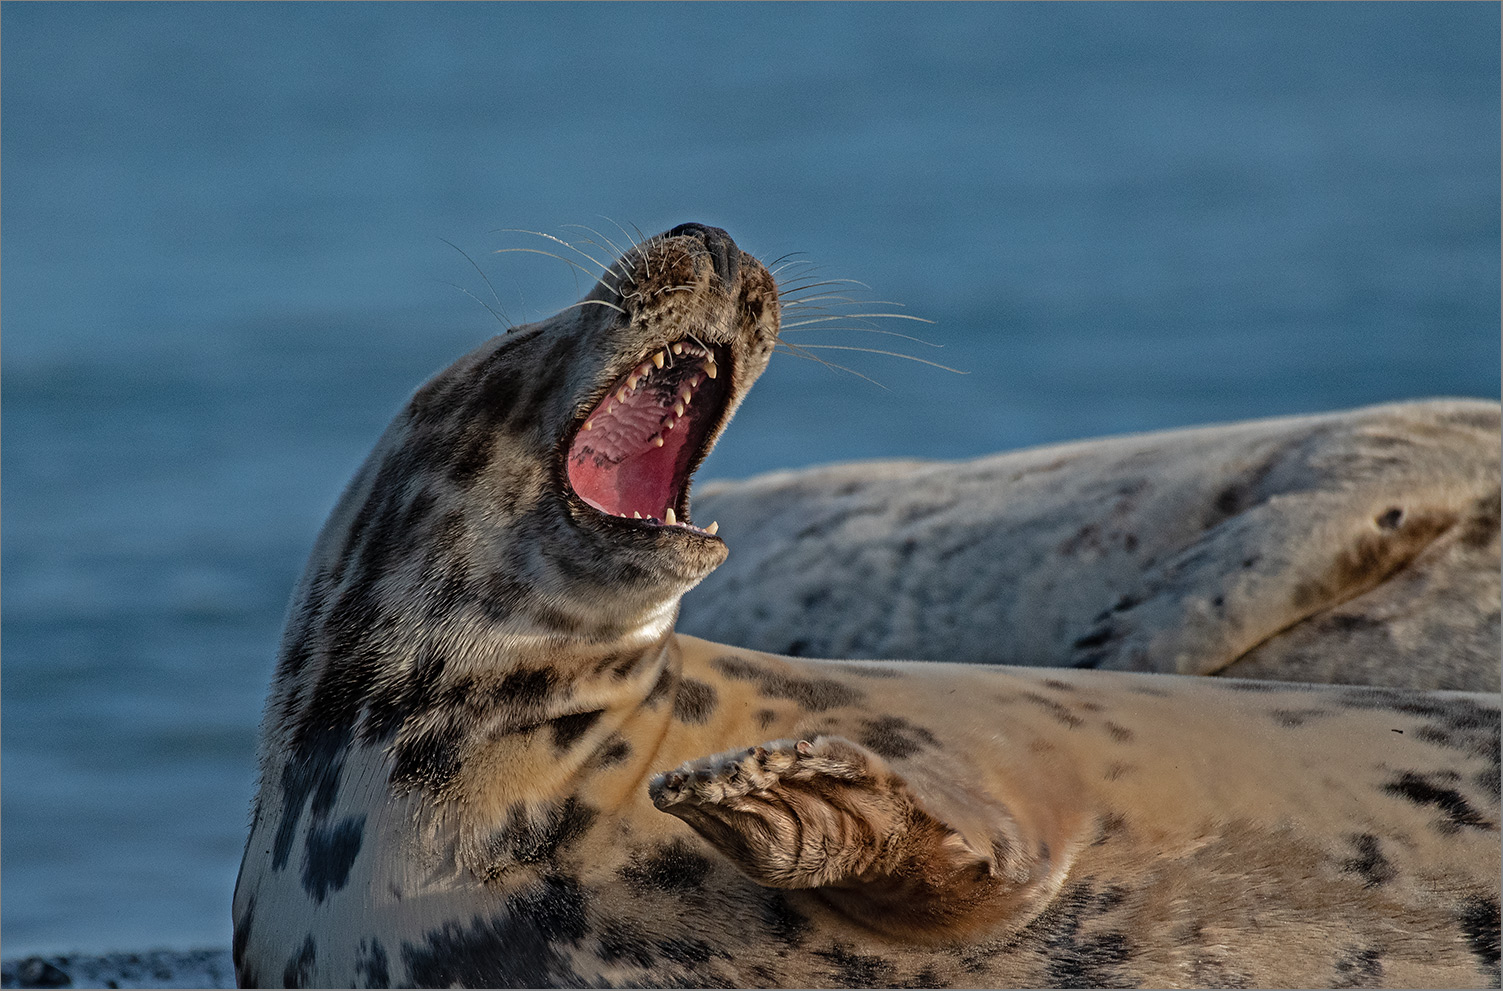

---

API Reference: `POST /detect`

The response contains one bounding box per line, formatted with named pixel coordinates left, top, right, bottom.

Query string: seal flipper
left=649, top=736, right=1069, bottom=939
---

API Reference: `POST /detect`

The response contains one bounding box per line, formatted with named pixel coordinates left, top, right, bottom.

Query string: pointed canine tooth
left=706, top=520, right=719, bottom=535
left=652, top=351, right=665, bottom=369
left=633, top=511, right=642, bottom=519
left=627, top=375, right=640, bottom=391
left=652, top=434, right=665, bottom=447
left=691, top=374, right=704, bottom=388
left=704, top=361, right=717, bottom=379
left=664, top=507, right=677, bottom=525
left=673, top=400, right=685, bottom=416
left=679, top=386, right=693, bottom=403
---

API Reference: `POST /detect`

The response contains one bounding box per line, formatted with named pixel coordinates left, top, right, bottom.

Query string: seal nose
left=666, top=222, right=741, bottom=290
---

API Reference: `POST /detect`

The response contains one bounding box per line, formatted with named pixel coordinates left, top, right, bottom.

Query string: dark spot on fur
left=486, top=797, right=597, bottom=871
left=859, top=715, right=941, bottom=759
left=1103, top=721, right=1133, bottom=742
left=1461, top=493, right=1501, bottom=549
left=1290, top=509, right=1454, bottom=610
left=232, top=895, right=255, bottom=984
left=760, top=673, right=859, bottom=711
left=390, top=729, right=465, bottom=792
left=755, top=708, right=777, bottom=729
left=550, top=710, right=604, bottom=750
left=758, top=890, right=809, bottom=946
left=712, top=655, right=764, bottom=680
left=593, top=734, right=633, bottom=768
left=1271, top=707, right=1330, bottom=728
left=273, top=722, right=352, bottom=871
left=1224, top=679, right=1288, bottom=692
left=841, top=663, right=901, bottom=678
left=1332, top=946, right=1384, bottom=988
left=1093, top=811, right=1129, bottom=845
left=643, top=665, right=676, bottom=709
left=813, top=944, right=895, bottom=987
left=1096, top=884, right=1130, bottom=912
left=712, top=656, right=863, bottom=712
left=672, top=678, right=718, bottom=725
left=1339, top=690, right=1500, bottom=788
left=500, top=667, right=557, bottom=706
left=282, top=936, right=316, bottom=989
left=356, top=938, right=389, bottom=988
left=1020, top=691, right=1084, bottom=728
left=1339, top=833, right=1396, bottom=888
left=301, top=815, right=366, bottom=902
left=1375, top=507, right=1404, bottom=530
left=1458, top=896, right=1501, bottom=983
left=657, top=937, right=718, bottom=967
left=401, top=874, right=588, bottom=988
left=1382, top=772, right=1492, bottom=831
left=1023, top=882, right=1137, bottom=987
left=1103, top=761, right=1134, bottom=782
left=1328, top=613, right=1383, bottom=633
left=597, top=920, right=657, bottom=968
left=1043, top=678, right=1075, bottom=692
left=619, top=839, right=713, bottom=893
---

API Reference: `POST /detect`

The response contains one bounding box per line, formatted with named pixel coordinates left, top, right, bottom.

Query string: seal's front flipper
left=649, top=736, right=1059, bottom=938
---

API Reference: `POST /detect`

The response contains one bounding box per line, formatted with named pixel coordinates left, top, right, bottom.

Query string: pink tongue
left=568, top=398, right=693, bottom=519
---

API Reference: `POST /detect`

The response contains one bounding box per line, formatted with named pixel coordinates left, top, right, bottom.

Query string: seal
left=680, top=400, right=1501, bottom=691
left=233, top=224, right=1500, bottom=988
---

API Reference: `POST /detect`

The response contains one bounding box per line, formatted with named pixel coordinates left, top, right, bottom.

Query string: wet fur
left=234, top=227, right=1500, bottom=988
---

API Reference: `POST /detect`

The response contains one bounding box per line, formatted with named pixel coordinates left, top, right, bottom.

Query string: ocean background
left=2, top=2, right=1498, bottom=956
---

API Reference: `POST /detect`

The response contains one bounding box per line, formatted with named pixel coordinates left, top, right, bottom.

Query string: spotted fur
left=234, top=225, right=1500, bottom=988
left=682, top=399, right=1500, bottom=691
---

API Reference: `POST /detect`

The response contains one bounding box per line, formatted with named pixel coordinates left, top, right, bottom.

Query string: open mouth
left=566, top=339, right=730, bottom=536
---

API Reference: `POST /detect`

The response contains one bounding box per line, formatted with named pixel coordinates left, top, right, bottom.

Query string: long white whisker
left=490, top=247, right=619, bottom=297
left=783, top=344, right=966, bottom=374
left=438, top=280, right=511, bottom=330
left=561, top=224, right=639, bottom=286
left=602, top=216, right=643, bottom=255
left=772, top=341, right=889, bottom=389
left=780, top=325, right=946, bottom=347
left=556, top=298, right=627, bottom=316
left=439, top=237, right=510, bottom=322
left=782, top=313, right=937, bottom=330
left=492, top=229, right=615, bottom=276
left=777, top=278, right=874, bottom=295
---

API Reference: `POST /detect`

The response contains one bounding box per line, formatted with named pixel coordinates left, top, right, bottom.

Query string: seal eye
left=567, top=340, right=728, bottom=531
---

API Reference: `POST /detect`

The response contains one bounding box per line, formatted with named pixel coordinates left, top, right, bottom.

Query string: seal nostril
left=666, top=222, right=740, bottom=289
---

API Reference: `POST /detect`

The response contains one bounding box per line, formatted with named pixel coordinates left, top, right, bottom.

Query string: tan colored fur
left=234, top=226, right=1500, bottom=989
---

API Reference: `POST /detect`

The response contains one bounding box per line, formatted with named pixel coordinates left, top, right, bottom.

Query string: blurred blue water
left=2, top=2, right=1498, bottom=954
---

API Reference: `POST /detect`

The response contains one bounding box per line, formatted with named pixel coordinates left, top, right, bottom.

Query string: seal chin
left=565, top=337, right=731, bottom=540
